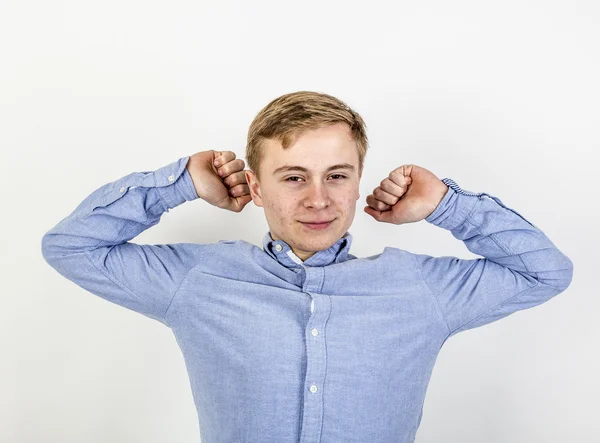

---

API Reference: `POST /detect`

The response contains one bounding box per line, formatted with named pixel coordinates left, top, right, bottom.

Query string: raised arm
left=365, top=164, right=574, bottom=338
left=41, top=150, right=250, bottom=326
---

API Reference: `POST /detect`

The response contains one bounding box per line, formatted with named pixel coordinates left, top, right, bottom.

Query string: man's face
left=246, top=122, right=361, bottom=261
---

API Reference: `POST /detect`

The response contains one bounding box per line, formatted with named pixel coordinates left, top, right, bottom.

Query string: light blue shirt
left=41, top=156, right=574, bottom=443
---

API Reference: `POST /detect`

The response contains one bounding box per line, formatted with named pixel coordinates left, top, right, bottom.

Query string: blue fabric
left=41, top=156, right=574, bottom=443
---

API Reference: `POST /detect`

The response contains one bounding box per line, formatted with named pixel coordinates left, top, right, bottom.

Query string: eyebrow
left=272, top=163, right=356, bottom=175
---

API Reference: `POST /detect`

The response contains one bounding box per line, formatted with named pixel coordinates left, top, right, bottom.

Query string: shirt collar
left=262, top=231, right=353, bottom=268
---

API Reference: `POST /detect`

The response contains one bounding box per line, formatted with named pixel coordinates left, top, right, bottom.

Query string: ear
left=245, top=170, right=264, bottom=207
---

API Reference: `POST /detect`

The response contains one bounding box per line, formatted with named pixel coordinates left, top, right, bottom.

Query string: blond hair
left=246, top=91, right=368, bottom=177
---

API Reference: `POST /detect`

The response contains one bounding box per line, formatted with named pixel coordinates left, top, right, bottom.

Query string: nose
left=303, top=182, right=331, bottom=210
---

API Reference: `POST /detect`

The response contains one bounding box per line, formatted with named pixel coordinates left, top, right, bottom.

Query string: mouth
left=298, top=219, right=336, bottom=230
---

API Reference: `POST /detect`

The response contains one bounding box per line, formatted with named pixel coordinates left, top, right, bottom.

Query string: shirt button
left=168, top=175, right=175, bottom=182
left=274, top=244, right=283, bottom=252
left=309, top=384, right=318, bottom=393
left=119, top=187, right=126, bottom=193
left=311, top=328, right=319, bottom=336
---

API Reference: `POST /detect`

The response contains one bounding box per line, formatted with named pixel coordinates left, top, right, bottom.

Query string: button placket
left=299, top=293, right=330, bottom=443
left=298, top=267, right=330, bottom=443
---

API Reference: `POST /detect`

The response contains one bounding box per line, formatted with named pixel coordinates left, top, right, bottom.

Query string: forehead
left=261, top=123, right=359, bottom=172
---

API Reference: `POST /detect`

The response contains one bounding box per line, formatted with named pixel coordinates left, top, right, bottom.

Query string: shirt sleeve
left=41, top=155, right=203, bottom=326
left=414, top=178, right=574, bottom=338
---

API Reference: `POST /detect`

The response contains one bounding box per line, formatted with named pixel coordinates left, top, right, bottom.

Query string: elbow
left=41, top=233, right=56, bottom=265
left=525, top=250, right=574, bottom=296
left=41, top=232, right=66, bottom=266
left=557, top=257, right=574, bottom=291
left=41, top=232, right=91, bottom=282
left=545, top=255, right=574, bottom=293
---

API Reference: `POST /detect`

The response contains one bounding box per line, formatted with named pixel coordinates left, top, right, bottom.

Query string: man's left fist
left=364, top=164, right=449, bottom=224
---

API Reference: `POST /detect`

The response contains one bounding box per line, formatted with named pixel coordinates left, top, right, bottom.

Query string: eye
left=285, top=176, right=304, bottom=182
left=329, top=174, right=347, bottom=180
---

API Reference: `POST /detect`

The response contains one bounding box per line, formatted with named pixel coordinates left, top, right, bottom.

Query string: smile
left=299, top=219, right=335, bottom=230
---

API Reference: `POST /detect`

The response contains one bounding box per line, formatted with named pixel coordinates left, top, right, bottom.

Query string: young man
left=42, top=91, right=573, bottom=443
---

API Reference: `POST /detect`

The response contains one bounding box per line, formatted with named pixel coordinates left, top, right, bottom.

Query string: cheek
left=264, top=196, right=298, bottom=222
left=338, top=189, right=359, bottom=206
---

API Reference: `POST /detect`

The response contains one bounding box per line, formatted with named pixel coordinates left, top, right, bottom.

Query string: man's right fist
left=185, top=150, right=252, bottom=212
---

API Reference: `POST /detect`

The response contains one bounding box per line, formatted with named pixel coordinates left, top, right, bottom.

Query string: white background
left=1, top=1, right=598, bottom=442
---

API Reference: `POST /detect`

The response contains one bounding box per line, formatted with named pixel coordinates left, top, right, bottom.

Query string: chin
left=294, top=233, right=340, bottom=251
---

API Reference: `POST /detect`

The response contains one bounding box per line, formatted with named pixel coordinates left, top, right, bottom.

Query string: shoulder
left=185, top=238, right=266, bottom=273
left=321, top=246, right=429, bottom=295
left=334, top=246, right=421, bottom=275
left=350, top=246, right=416, bottom=263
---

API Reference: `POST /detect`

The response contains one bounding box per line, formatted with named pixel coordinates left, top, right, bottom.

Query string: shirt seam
left=105, top=197, right=162, bottom=244
left=318, top=267, right=325, bottom=292
left=451, top=280, right=541, bottom=334
left=83, top=248, right=156, bottom=318
left=82, top=198, right=180, bottom=323
left=316, top=294, right=332, bottom=441
left=156, top=184, right=174, bottom=211
left=163, top=250, right=207, bottom=325
left=465, top=202, right=535, bottom=276
left=87, top=188, right=162, bottom=249
left=154, top=165, right=178, bottom=210
left=445, top=214, right=539, bottom=334
left=412, top=254, right=452, bottom=336
left=417, top=197, right=539, bottom=336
